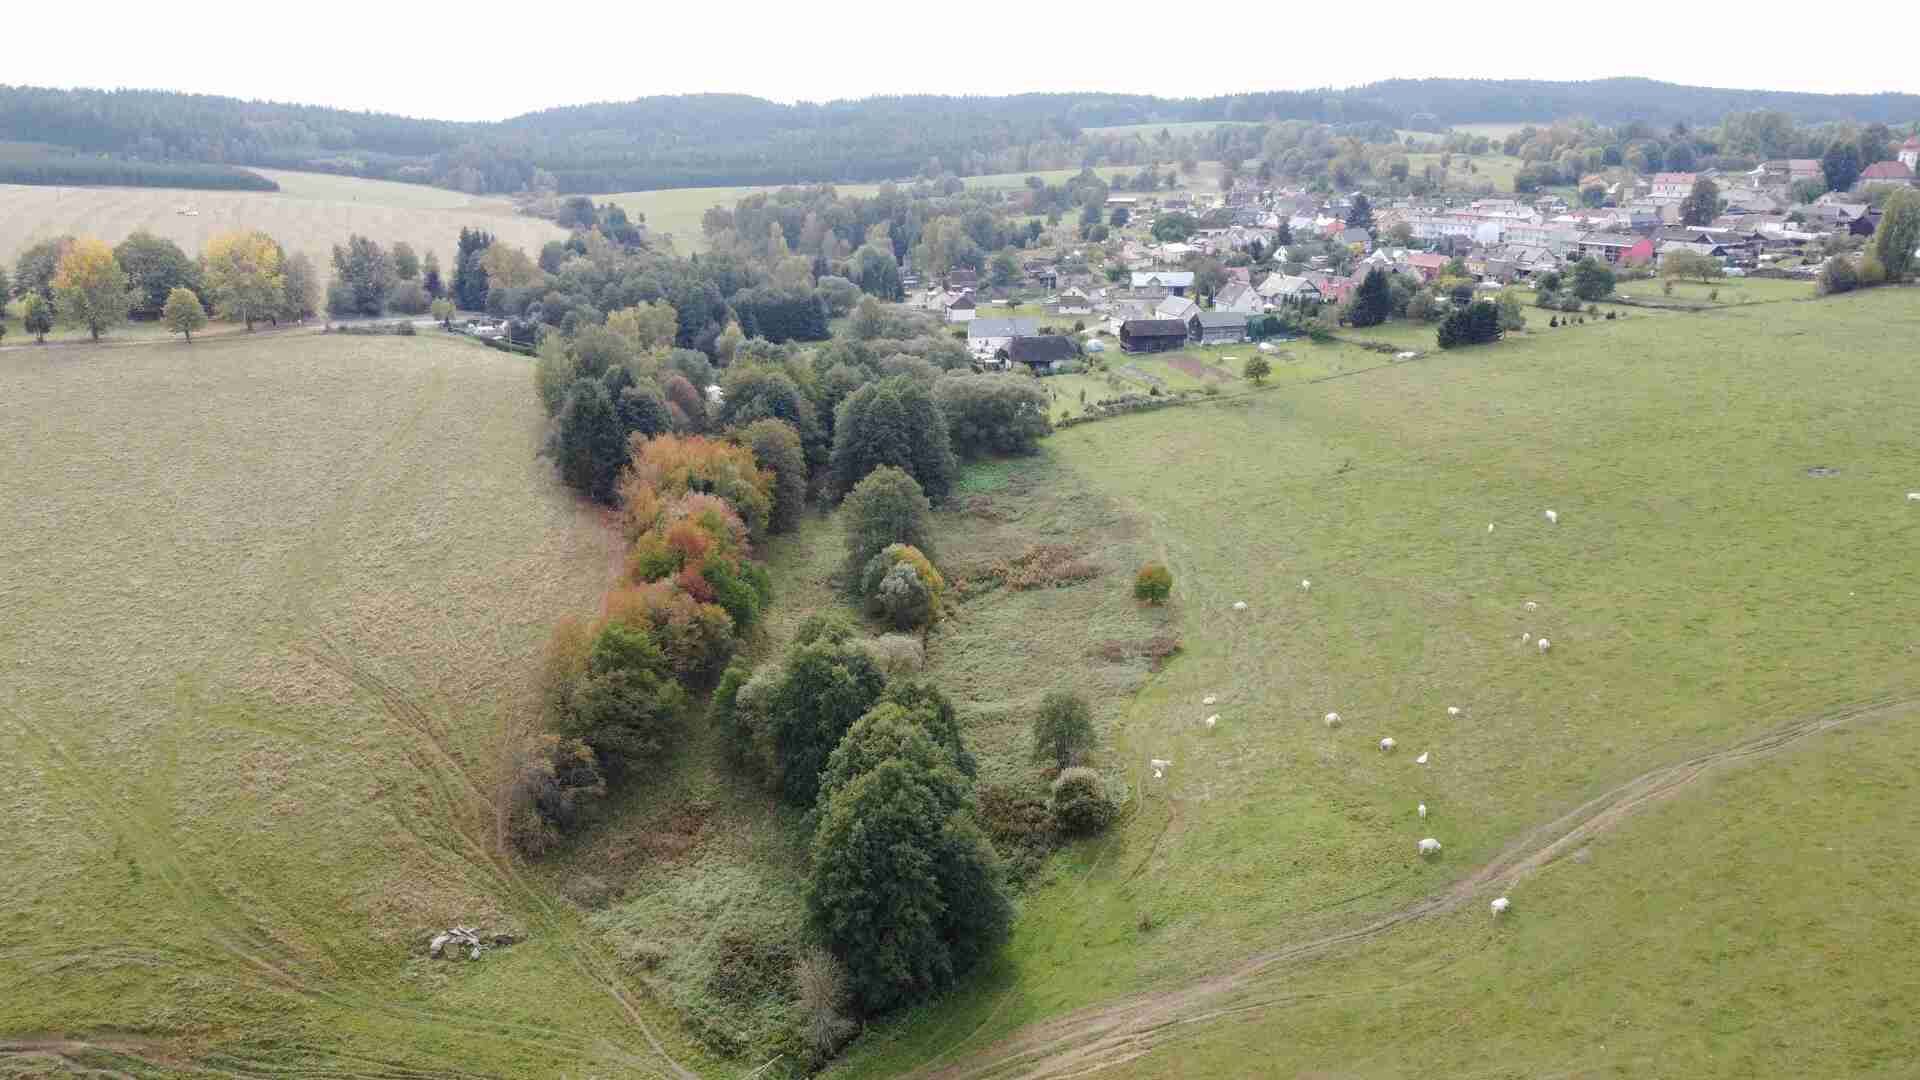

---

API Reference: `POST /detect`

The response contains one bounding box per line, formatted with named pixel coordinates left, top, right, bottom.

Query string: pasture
left=1406, top=149, right=1527, bottom=192
left=830, top=286, right=1920, bottom=1076
left=0, top=170, right=563, bottom=290
left=0, top=333, right=715, bottom=1077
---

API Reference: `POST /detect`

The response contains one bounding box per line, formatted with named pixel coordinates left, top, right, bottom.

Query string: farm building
left=1004, top=335, right=1078, bottom=374
left=1190, top=312, right=1248, bottom=345
left=1120, top=319, right=1189, bottom=353
left=944, top=291, right=977, bottom=322
left=1049, top=287, right=1093, bottom=315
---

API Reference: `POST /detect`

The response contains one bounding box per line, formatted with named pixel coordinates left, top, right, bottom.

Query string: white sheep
left=1300, top=579, right=1312, bottom=591
left=1544, top=509, right=1558, bottom=524
left=1522, top=632, right=1532, bottom=644
left=1325, top=711, right=1342, bottom=728
left=1538, top=637, right=1552, bottom=653
left=1487, top=522, right=1495, bottom=533
left=1205, top=714, right=1219, bottom=730
left=1524, top=600, right=1538, bottom=612
left=1909, top=492, right=1920, bottom=502
left=1232, top=600, right=1248, bottom=611
left=1490, top=896, right=1511, bottom=915
left=1202, top=695, right=1217, bottom=706
left=1417, top=838, right=1441, bottom=856
left=1417, top=802, right=1428, bottom=818
left=1150, top=757, right=1172, bottom=779
left=1415, top=752, right=1429, bottom=765
left=1379, top=737, right=1396, bottom=752
left=1446, top=706, right=1461, bottom=717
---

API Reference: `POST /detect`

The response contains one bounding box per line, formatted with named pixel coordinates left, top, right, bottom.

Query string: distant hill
left=2, top=79, right=1915, bottom=196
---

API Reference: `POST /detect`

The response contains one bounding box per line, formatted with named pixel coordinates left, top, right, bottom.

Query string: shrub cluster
left=861, top=543, right=946, bottom=631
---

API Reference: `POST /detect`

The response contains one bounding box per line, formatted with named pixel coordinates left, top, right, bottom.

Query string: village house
left=1574, top=232, right=1654, bottom=266
left=942, top=290, right=977, bottom=322
left=1119, top=319, right=1189, bottom=353
left=1104, top=299, right=1160, bottom=336
left=1257, top=273, right=1323, bottom=304
left=1402, top=252, right=1450, bottom=282
left=1131, top=270, right=1195, bottom=296
left=1189, top=311, right=1248, bottom=345
left=1004, top=335, right=1077, bottom=375
left=966, top=317, right=1040, bottom=360
left=1048, top=287, right=1093, bottom=316
left=946, top=268, right=978, bottom=291
left=1649, top=172, right=1698, bottom=199
left=1213, top=281, right=1264, bottom=315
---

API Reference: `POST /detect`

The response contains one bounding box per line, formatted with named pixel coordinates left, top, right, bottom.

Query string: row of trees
left=6, top=230, right=318, bottom=342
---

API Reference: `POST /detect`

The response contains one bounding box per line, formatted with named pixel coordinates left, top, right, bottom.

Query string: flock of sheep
left=1192, top=509, right=1582, bottom=920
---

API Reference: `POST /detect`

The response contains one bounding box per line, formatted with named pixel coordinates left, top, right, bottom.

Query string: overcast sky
left=11, top=1, right=1916, bottom=122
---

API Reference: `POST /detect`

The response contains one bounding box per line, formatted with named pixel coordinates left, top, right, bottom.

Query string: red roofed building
left=1858, top=160, right=1916, bottom=187
left=1405, top=252, right=1450, bottom=281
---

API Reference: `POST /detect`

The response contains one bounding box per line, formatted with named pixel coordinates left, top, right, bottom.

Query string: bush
left=934, top=374, right=1052, bottom=457
left=1051, top=767, right=1117, bottom=836
left=1817, top=257, right=1859, bottom=295
left=793, top=948, right=856, bottom=1064
left=503, top=733, right=607, bottom=856
left=555, top=622, right=689, bottom=769
left=859, top=633, right=926, bottom=676
left=861, top=544, right=945, bottom=631
left=1032, top=690, right=1096, bottom=769
left=842, top=466, right=936, bottom=582
left=1134, top=561, right=1173, bottom=604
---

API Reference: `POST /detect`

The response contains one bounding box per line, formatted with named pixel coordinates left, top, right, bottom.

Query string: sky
left=10, top=1, right=1917, bottom=122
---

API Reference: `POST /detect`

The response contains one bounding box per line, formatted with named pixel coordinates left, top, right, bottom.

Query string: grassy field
left=0, top=332, right=721, bottom=1077
left=1406, top=150, right=1527, bottom=192
left=828, top=285, right=1920, bottom=1076
left=0, top=170, right=562, bottom=288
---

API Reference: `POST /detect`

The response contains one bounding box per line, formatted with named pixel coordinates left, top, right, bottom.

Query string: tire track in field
left=912, top=694, right=1917, bottom=1080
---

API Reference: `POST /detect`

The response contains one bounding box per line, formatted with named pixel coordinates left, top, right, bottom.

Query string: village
left=907, top=135, right=1920, bottom=370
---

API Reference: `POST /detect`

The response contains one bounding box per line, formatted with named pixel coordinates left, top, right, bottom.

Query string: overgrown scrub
left=1092, top=634, right=1183, bottom=670
left=935, top=373, right=1053, bottom=457
left=987, top=543, right=1102, bottom=592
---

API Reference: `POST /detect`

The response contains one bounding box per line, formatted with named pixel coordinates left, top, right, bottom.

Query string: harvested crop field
left=0, top=332, right=716, bottom=1076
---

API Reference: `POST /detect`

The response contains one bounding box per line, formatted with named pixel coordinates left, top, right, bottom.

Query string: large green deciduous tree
left=1678, top=177, right=1720, bottom=226
left=841, top=466, right=936, bottom=578
left=830, top=376, right=956, bottom=502
left=162, top=287, right=207, bottom=342
left=115, top=231, right=202, bottom=320
left=52, top=238, right=134, bottom=341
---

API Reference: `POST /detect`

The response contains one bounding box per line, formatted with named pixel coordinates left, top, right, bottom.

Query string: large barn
left=1119, top=319, right=1188, bottom=353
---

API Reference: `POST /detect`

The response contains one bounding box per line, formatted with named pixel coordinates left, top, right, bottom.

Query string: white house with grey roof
left=966, top=317, right=1040, bottom=359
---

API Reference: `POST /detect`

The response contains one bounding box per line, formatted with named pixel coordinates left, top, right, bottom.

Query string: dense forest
left=0, top=141, right=278, bottom=190
left=3, top=79, right=1917, bottom=196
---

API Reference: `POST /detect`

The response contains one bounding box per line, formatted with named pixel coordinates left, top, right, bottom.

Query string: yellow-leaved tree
left=52, top=238, right=134, bottom=341
left=202, top=230, right=285, bottom=330
left=478, top=243, right=542, bottom=291
left=605, top=300, right=679, bottom=353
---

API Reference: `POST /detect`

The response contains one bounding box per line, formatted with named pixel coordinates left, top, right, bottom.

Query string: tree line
left=0, top=142, right=278, bottom=190
left=5, top=230, right=319, bottom=343
left=5, top=80, right=1914, bottom=197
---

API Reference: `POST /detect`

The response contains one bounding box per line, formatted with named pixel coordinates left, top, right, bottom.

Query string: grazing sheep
left=1202, top=695, right=1217, bottom=706
left=1491, top=896, right=1511, bottom=915
left=1544, top=509, right=1558, bottom=524
left=1522, top=632, right=1532, bottom=644
left=1524, top=600, right=1538, bottom=612
left=1232, top=600, right=1248, bottom=611
left=1325, top=711, right=1342, bottom=728
left=1417, top=802, right=1428, bottom=818
left=1538, top=637, right=1552, bottom=653
left=1379, top=737, right=1397, bottom=752
left=1446, top=706, right=1461, bottom=717
left=1415, top=752, right=1429, bottom=765
left=1300, top=579, right=1312, bottom=591
left=1417, top=838, right=1442, bottom=856
left=1909, top=492, right=1920, bottom=502
left=1150, top=758, right=1172, bottom=779
left=1205, top=714, right=1219, bottom=730
left=1487, top=522, right=1495, bottom=533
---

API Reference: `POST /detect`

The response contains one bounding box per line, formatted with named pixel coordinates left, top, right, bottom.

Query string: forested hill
left=3, top=79, right=1917, bottom=196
